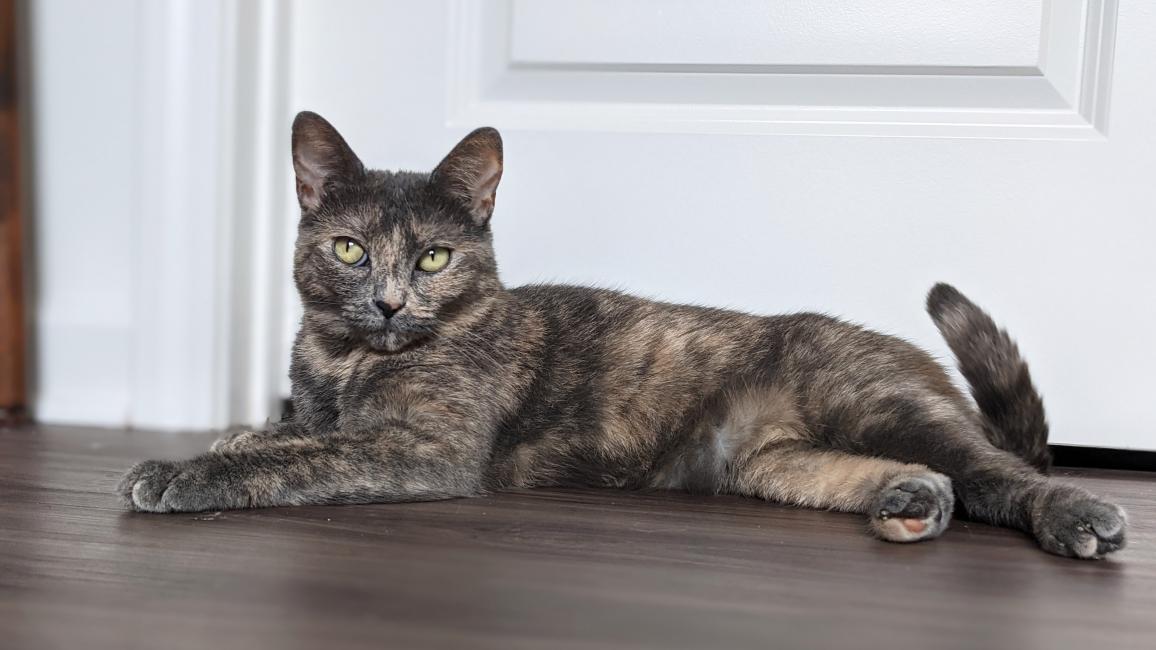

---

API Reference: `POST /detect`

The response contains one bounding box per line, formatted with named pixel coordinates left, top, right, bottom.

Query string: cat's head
left=290, top=111, right=504, bottom=353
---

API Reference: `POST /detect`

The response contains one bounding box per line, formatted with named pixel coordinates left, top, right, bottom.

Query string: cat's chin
left=363, top=329, right=428, bottom=354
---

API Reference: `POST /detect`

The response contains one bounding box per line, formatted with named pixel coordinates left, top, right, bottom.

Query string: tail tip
left=926, top=282, right=968, bottom=320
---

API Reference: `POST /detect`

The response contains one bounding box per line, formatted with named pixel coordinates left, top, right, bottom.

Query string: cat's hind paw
left=1033, top=486, right=1126, bottom=559
left=869, top=472, right=954, bottom=543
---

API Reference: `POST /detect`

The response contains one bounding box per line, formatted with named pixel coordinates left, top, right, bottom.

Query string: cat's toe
left=1034, top=486, right=1127, bottom=559
left=210, top=429, right=259, bottom=453
left=118, top=459, right=183, bottom=512
left=118, top=457, right=242, bottom=513
left=869, top=472, right=954, bottom=543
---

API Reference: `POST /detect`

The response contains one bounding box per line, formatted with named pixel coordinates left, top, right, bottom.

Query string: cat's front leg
left=118, top=430, right=485, bottom=513
left=209, top=420, right=313, bottom=453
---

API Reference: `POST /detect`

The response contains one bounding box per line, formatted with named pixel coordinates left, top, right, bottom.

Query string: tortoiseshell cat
left=119, top=111, right=1127, bottom=559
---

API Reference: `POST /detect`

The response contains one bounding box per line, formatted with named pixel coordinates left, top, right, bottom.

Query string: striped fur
left=118, top=113, right=1126, bottom=559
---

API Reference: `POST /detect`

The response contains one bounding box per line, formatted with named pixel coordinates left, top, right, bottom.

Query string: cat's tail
left=926, top=283, right=1051, bottom=472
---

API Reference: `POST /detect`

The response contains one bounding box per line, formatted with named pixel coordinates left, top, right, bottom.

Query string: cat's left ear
left=431, top=127, right=503, bottom=226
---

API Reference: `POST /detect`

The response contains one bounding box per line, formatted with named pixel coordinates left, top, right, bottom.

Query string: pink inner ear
left=475, top=160, right=501, bottom=196
left=472, top=155, right=502, bottom=194
left=295, top=175, right=322, bottom=210
left=297, top=179, right=317, bottom=202
left=466, top=158, right=501, bottom=220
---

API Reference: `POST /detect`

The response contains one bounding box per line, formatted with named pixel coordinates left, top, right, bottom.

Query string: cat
left=119, top=111, right=1127, bottom=559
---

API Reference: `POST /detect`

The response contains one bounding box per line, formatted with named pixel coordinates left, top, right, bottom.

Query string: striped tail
left=926, top=283, right=1051, bottom=472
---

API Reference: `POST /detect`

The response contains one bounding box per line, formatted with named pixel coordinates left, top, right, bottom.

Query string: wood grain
left=0, top=0, right=25, bottom=415
left=0, top=424, right=1153, bottom=650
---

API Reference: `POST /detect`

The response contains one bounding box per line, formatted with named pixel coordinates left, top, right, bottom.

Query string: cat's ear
left=291, top=111, right=366, bottom=211
left=430, top=127, right=503, bottom=226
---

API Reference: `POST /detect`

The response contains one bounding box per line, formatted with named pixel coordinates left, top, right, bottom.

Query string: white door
left=29, top=1, right=1153, bottom=449
left=287, top=0, right=1153, bottom=451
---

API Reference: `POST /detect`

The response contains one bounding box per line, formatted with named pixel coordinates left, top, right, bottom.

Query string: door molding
left=448, top=0, right=1117, bottom=140
left=129, top=0, right=292, bottom=430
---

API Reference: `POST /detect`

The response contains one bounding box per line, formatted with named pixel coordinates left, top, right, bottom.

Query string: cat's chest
left=331, top=354, right=494, bottom=433
left=334, top=359, right=430, bottom=422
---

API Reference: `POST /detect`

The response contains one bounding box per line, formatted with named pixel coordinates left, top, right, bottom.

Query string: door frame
left=0, top=0, right=26, bottom=424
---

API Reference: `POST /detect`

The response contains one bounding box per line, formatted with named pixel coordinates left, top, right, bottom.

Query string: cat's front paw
left=869, top=472, right=954, bottom=543
left=1033, top=485, right=1127, bottom=559
left=118, top=457, right=246, bottom=513
left=118, top=459, right=184, bottom=512
left=210, top=428, right=262, bottom=453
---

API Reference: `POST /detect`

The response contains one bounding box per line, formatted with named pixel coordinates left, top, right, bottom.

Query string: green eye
left=418, top=247, right=451, bottom=273
left=333, top=237, right=366, bottom=266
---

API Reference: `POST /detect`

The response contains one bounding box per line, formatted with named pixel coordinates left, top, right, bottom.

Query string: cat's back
left=509, top=283, right=647, bottom=320
left=508, top=283, right=767, bottom=337
left=501, top=283, right=788, bottom=422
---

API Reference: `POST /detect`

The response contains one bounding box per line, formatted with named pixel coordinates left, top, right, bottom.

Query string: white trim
left=447, top=0, right=1118, bottom=140
left=1078, top=0, right=1118, bottom=134
left=129, top=0, right=291, bottom=431
left=220, top=0, right=295, bottom=428
left=131, top=0, right=228, bottom=430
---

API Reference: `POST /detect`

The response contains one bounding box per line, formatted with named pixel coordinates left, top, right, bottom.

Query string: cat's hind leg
left=727, top=440, right=955, bottom=543
left=845, top=402, right=1127, bottom=559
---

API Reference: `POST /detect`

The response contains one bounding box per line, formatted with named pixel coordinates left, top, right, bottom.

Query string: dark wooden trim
left=1051, top=444, right=1156, bottom=472
left=0, top=0, right=26, bottom=418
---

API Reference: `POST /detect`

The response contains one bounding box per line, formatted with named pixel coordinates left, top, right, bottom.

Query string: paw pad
left=870, top=473, right=954, bottom=543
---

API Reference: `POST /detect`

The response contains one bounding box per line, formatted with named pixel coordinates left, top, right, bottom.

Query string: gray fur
left=119, top=112, right=1127, bottom=559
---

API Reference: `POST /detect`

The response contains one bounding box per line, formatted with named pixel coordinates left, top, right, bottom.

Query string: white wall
left=29, top=0, right=140, bottom=424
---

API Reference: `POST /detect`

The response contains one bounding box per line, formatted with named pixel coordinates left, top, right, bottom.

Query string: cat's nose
left=374, top=299, right=405, bottom=319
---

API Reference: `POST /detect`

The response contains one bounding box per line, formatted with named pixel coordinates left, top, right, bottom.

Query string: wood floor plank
left=1, top=425, right=1153, bottom=649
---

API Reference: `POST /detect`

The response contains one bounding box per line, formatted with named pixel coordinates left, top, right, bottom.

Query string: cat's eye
left=333, top=237, right=367, bottom=266
left=418, top=247, right=452, bottom=273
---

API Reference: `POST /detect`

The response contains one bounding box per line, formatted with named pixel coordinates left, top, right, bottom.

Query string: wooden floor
left=2, top=426, right=1154, bottom=650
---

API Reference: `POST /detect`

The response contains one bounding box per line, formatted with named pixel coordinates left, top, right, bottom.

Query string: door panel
left=510, top=0, right=1044, bottom=68
left=448, top=0, right=1111, bottom=139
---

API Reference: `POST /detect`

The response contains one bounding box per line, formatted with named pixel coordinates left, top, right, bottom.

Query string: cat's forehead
left=315, top=173, right=471, bottom=243
left=328, top=204, right=465, bottom=244
left=376, top=217, right=465, bottom=252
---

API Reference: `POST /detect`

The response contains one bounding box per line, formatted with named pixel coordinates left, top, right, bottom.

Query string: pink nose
left=374, top=299, right=405, bottom=319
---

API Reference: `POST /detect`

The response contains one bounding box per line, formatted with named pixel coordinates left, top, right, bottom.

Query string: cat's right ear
left=291, top=111, right=366, bottom=212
